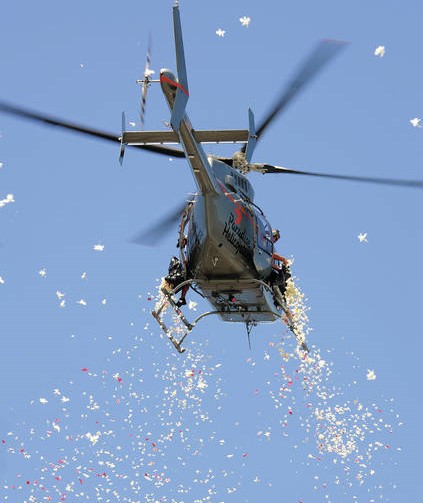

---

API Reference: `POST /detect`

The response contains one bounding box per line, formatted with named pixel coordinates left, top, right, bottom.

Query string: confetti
left=93, top=244, right=105, bottom=252
left=85, top=431, right=101, bottom=445
left=0, top=193, right=14, bottom=208
left=239, top=16, right=251, bottom=27
left=38, top=268, right=47, bottom=277
left=410, top=117, right=421, bottom=128
left=366, top=369, right=376, bottom=380
left=358, top=232, right=368, bottom=243
left=0, top=283, right=400, bottom=502
left=216, top=28, right=226, bottom=37
left=374, top=45, right=385, bottom=57
left=0, top=276, right=4, bottom=284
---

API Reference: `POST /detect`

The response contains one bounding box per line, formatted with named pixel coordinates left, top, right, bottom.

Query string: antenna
left=246, top=321, right=256, bottom=350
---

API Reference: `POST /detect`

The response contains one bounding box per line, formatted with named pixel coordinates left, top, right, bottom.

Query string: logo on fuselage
left=222, top=212, right=253, bottom=257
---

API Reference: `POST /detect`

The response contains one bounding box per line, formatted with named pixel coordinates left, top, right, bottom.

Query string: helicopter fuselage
left=160, top=69, right=281, bottom=323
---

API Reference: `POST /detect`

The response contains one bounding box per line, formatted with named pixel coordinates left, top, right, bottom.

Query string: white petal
left=374, top=45, right=385, bottom=57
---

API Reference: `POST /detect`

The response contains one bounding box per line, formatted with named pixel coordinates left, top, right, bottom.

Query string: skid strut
left=152, top=279, right=309, bottom=354
left=152, top=280, right=252, bottom=353
left=152, top=281, right=228, bottom=353
left=152, top=282, right=194, bottom=353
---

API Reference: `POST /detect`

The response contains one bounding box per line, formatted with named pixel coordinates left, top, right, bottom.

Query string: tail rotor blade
left=140, top=82, right=148, bottom=128
left=139, top=39, right=155, bottom=128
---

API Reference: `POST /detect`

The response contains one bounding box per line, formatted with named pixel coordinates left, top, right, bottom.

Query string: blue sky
left=1, top=0, right=422, bottom=501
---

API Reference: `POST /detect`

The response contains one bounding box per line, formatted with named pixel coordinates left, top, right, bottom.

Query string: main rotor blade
left=0, top=101, right=185, bottom=158
left=245, top=39, right=347, bottom=151
left=130, top=201, right=187, bottom=246
left=252, top=163, right=423, bottom=189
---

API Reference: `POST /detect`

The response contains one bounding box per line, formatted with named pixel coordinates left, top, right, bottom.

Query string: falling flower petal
left=366, top=369, right=376, bottom=380
left=85, top=431, right=101, bottom=445
left=374, top=45, right=385, bottom=57
left=239, top=16, right=251, bottom=27
left=216, top=28, right=226, bottom=37
left=188, top=300, right=197, bottom=310
left=0, top=193, right=14, bottom=208
left=0, top=281, right=401, bottom=502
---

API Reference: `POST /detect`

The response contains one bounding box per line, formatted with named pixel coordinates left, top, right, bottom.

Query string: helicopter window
left=256, top=214, right=273, bottom=255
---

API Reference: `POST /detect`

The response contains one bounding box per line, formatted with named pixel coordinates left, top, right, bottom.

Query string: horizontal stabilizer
left=122, top=129, right=249, bottom=145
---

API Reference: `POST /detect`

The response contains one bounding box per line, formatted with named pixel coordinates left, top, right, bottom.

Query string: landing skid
left=151, top=281, right=193, bottom=353
left=152, top=279, right=309, bottom=354
left=152, top=280, right=223, bottom=354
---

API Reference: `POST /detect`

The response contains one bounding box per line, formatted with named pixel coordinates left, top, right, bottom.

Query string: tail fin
left=245, top=109, right=257, bottom=163
left=170, top=3, right=189, bottom=130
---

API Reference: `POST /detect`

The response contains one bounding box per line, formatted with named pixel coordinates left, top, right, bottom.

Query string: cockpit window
left=256, top=213, right=273, bottom=255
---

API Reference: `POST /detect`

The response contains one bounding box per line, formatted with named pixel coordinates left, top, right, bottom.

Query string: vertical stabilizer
left=170, top=3, right=189, bottom=130
left=245, top=108, right=257, bottom=163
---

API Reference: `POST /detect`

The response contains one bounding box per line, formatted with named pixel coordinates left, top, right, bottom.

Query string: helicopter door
left=253, top=212, right=273, bottom=277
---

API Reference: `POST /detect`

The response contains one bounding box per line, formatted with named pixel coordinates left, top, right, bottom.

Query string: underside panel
left=197, top=278, right=281, bottom=322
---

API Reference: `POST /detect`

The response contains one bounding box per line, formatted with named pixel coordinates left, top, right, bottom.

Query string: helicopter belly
left=198, top=278, right=281, bottom=323
left=196, top=238, right=254, bottom=277
left=186, top=194, right=256, bottom=278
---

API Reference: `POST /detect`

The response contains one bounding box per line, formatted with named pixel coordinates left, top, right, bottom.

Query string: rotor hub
left=232, top=151, right=250, bottom=174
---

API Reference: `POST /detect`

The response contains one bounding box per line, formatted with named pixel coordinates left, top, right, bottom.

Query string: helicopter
left=2, top=3, right=423, bottom=354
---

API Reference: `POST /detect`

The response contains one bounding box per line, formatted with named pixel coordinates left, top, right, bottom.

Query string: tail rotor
left=136, top=39, right=155, bottom=128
